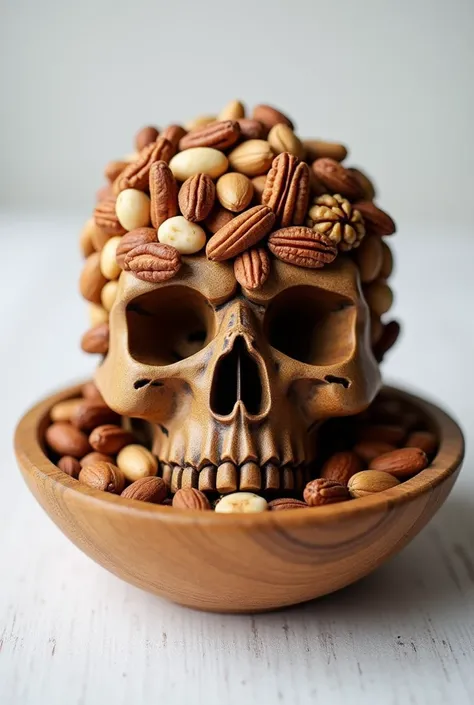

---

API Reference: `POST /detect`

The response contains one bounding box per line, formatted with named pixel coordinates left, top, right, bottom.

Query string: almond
left=116, top=444, right=158, bottom=482
left=369, top=447, right=428, bottom=478
left=81, top=323, right=110, bottom=355
left=268, top=498, right=308, bottom=511
left=160, top=124, right=187, bottom=150
left=320, top=451, right=362, bottom=485
left=234, top=247, right=270, bottom=290
left=303, top=139, right=348, bottom=163
left=116, top=228, right=157, bottom=269
left=352, top=440, right=397, bottom=464
left=79, top=253, right=108, bottom=304
left=104, top=160, right=128, bottom=183
left=204, top=204, right=236, bottom=233
left=303, top=478, right=350, bottom=506
left=364, top=281, right=394, bottom=317
left=123, top=242, right=181, bottom=283
left=348, top=168, right=376, bottom=200
left=71, top=400, right=120, bottom=432
left=172, top=488, right=211, bottom=510
left=58, top=456, right=81, bottom=479
left=312, top=158, right=364, bottom=201
left=79, top=219, right=99, bottom=257
left=357, top=424, right=406, bottom=446
left=268, top=124, right=304, bottom=159
left=216, top=173, right=254, bottom=212
left=405, top=431, right=438, bottom=457
left=373, top=320, right=401, bottom=362
left=178, top=173, right=216, bottom=222
left=251, top=175, right=267, bottom=202
left=45, top=422, right=92, bottom=458
left=206, top=205, right=275, bottom=261
left=353, top=201, right=396, bottom=236
left=82, top=381, right=105, bottom=402
left=93, top=198, right=127, bottom=237
left=121, top=476, right=168, bottom=503
left=80, top=452, right=115, bottom=467
left=89, top=424, right=135, bottom=454
left=237, top=119, right=266, bottom=140
left=114, top=138, right=174, bottom=193
left=228, top=140, right=274, bottom=177
left=79, top=461, right=125, bottom=494
left=149, top=161, right=179, bottom=229
left=348, top=470, right=400, bottom=498
left=380, top=241, right=394, bottom=279
left=179, top=120, right=241, bottom=151
left=252, top=104, right=294, bottom=131
left=135, top=125, right=159, bottom=151
left=268, top=227, right=338, bottom=268
left=354, top=235, right=383, bottom=283
left=262, top=153, right=310, bottom=226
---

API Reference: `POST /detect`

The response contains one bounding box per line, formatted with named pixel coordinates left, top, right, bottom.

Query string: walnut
left=308, top=193, right=365, bottom=251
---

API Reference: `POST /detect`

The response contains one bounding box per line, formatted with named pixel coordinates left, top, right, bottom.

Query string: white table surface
left=0, top=213, right=473, bottom=705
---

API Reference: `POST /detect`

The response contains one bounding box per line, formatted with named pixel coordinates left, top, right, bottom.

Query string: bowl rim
left=15, top=381, right=465, bottom=527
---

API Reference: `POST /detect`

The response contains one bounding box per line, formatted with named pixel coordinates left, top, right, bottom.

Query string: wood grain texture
left=1, top=218, right=474, bottom=704
left=15, top=383, right=463, bottom=613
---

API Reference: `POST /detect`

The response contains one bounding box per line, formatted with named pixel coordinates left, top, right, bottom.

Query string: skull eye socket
left=264, top=286, right=356, bottom=365
left=126, top=286, right=215, bottom=365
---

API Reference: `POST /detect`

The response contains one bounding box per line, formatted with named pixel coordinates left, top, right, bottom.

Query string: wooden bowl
left=15, top=383, right=464, bottom=613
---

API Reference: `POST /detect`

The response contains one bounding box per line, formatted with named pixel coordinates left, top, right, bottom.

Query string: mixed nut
left=79, top=100, right=398, bottom=363
left=45, top=382, right=437, bottom=513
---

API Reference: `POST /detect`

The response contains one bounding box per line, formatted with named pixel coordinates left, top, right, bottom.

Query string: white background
left=1, top=0, right=474, bottom=703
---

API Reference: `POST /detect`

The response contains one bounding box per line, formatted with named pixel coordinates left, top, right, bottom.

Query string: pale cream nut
left=88, top=303, right=108, bottom=326
left=116, top=444, right=158, bottom=482
left=101, top=280, right=119, bottom=312
left=158, top=215, right=206, bottom=254
left=115, top=189, right=151, bottom=231
left=215, top=492, right=268, bottom=514
left=217, top=100, right=245, bottom=121
left=169, top=147, right=228, bottom=181
left=184, top=115, right=216, bottom=131
left=216, top=173, right=254, bottom=212
left=50, top=399, right=82, bottom=422
left=99, top=236, right=122, bottom=280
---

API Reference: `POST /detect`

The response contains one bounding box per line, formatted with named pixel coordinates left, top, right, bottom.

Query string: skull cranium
left=96, top=254, right=380, bottom=492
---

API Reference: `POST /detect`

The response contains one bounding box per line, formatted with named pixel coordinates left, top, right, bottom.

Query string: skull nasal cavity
left=211, top=336, right=263, bottom=416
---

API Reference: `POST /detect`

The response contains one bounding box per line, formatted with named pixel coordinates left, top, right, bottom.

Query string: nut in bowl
left=15, top=99, right=464, bottom=612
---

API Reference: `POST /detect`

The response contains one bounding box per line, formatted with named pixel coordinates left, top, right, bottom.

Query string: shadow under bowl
left=15, top=382, right=464, bottom=613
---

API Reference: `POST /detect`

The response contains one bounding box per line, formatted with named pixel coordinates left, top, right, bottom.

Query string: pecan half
left=93, top=198, right=126, bottom=236
left=206, top=205, right=275, bottom=261
left=123, top=242, right=181, bottom=283
left=312, top=158, right=364, bottom=201
left=179, top=120, right=241, bottom=151
left=116, top=228, right=157, bottom=269
left=234, top=247, right=270, bottom=289
left=178, top=173, right=216, bottom=222
left=149, top=161, right=178, bottom=228
left=268, top=227, right=338, bottom=268
left=114, top=138, right=174, bottom=193
left=234, top=247, right=270, bottom=290
left=262, top=152, right=310, bottom=226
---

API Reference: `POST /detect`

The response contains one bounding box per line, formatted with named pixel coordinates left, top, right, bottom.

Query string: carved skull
left=96, top=254, right=380, bottom=493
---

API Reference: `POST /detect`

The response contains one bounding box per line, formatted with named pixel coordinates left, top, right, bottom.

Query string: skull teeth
left=159, top=461, right=310, bottom=494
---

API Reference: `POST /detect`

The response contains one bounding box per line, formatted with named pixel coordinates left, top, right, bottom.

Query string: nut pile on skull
left=74, top=99, right=402, bottom=499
